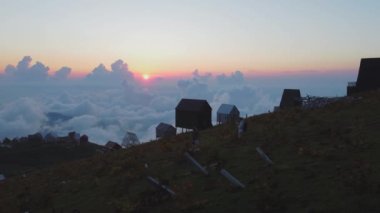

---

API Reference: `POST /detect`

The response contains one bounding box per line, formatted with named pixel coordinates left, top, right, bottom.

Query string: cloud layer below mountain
left=0, top=57, right=355, bottom=144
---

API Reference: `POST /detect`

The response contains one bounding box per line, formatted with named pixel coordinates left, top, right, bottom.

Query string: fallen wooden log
left=146, top=176, right=176, bottom=196
left=256, top=147, right=274, bottom=165
left=220, top=169, right=245, bottom=189
left=184, top=152, right=209, bottom=175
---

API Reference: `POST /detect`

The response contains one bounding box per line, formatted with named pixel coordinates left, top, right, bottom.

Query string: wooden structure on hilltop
left=217, top=104, right=240, bottom=124
left=105, top=141, right=122, bottom=151
left=347, top=58, right=380, bottom=95
left=279, top=89, right=302, bottom=109
left=122, top=132, right=140, bottom=148
left=44, top=133, right=58, bottom=143
left=175, top=99, right=212, bottom=130
left=156, top=122, right=176, bottom=139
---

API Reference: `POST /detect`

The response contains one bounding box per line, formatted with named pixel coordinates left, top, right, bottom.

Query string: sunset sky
left=0, top=0, right=379, bottom=77
left=1, top=0, right=379, bottom=143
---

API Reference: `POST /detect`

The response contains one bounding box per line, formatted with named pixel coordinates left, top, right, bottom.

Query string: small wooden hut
left=175, top=99, right=212, bottom=130
left=122, top=132, right=140, bottom=148
left=156, top=123, right=176, bottom=138
left=217, top=104, right=240, bottom=124
left=347, top=58, right=380, bottom=95
left=105, top=141, right=122, bottom=151
left=279, top=89, right=302, bottom=109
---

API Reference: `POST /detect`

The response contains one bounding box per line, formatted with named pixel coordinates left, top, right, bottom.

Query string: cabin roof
left=175, top=99, right=211, bottom=112
left=125, top=131, right=137, bottom=137
left=156, top=122, right=175, bottom=131
left=217, top=104, right=237, bottom=114
left=105, top=141, right=121, bottom=148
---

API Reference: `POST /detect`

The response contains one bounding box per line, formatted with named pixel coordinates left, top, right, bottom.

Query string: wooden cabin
left=156, top=123, right=176, bottom=138
left=175, top=99, right=212, bottom=130
left=217, top=104, right=240, bottom=124
left=279, top=89, right=302, bottom=109
left=347, top=58, right=380, bottom=95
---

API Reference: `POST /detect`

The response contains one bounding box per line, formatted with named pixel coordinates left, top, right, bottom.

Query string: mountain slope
left=0, top=140, right=103, bottom=177
left=1, top=92, right=380, bottom=212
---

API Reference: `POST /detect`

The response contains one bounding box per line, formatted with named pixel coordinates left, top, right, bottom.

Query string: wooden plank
left=256, top=147, right=274, bottom=165
left=146, top=176, right=176, bottom=196
left=184, top=152, right=209, bottom=175
left=220, top=169, right=245, bottom=189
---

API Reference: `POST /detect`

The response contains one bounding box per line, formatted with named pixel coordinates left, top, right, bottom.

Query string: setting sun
left=142, top=74, right=150, bottom=80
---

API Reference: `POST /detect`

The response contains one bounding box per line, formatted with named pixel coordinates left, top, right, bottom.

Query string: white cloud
left=0, top=57, right=351, bottom=145
left=111, top=59, right=134, bottom=80
left=149, top=96, right=176, bottom=112
left=192, top=69, right=212, bottom=82
left=177, top=70, right=213, bottom=99
left=62, top=115, right=99, bottom=131
left=85, top=59, right=135, bottom=86
left=52, top=67, right=71, bottom=80
left=210, top=92, right=230, bottom=110
left=216, top=70, right=244, bottom=85
left=0, top=65, right=278, bottom=144
left=63, top=100, right=100, bottom=117
left=0, top=98, right=47, bottom=138
left=3, top=56, right=49, bottom=81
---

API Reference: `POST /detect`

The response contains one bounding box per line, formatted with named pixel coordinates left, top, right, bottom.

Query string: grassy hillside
left=1, top=92, right=380, bottom=212
left=0, top=140, right=103, bottom=177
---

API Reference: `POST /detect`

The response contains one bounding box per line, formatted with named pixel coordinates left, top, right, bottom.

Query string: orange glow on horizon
left=142, top=74, right=150, bottom=80
left=0, top=66, right=357, bottom=81
left=0, top=55, right=358, bottom=80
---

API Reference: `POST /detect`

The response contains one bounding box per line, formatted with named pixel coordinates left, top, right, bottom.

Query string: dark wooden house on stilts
left=347, top=58, right=380, bottom=95
left=175, top=99, right=212, bottom=132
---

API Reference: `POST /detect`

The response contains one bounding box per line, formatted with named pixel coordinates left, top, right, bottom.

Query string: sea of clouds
left=0, top=56, right=356, bottom=144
